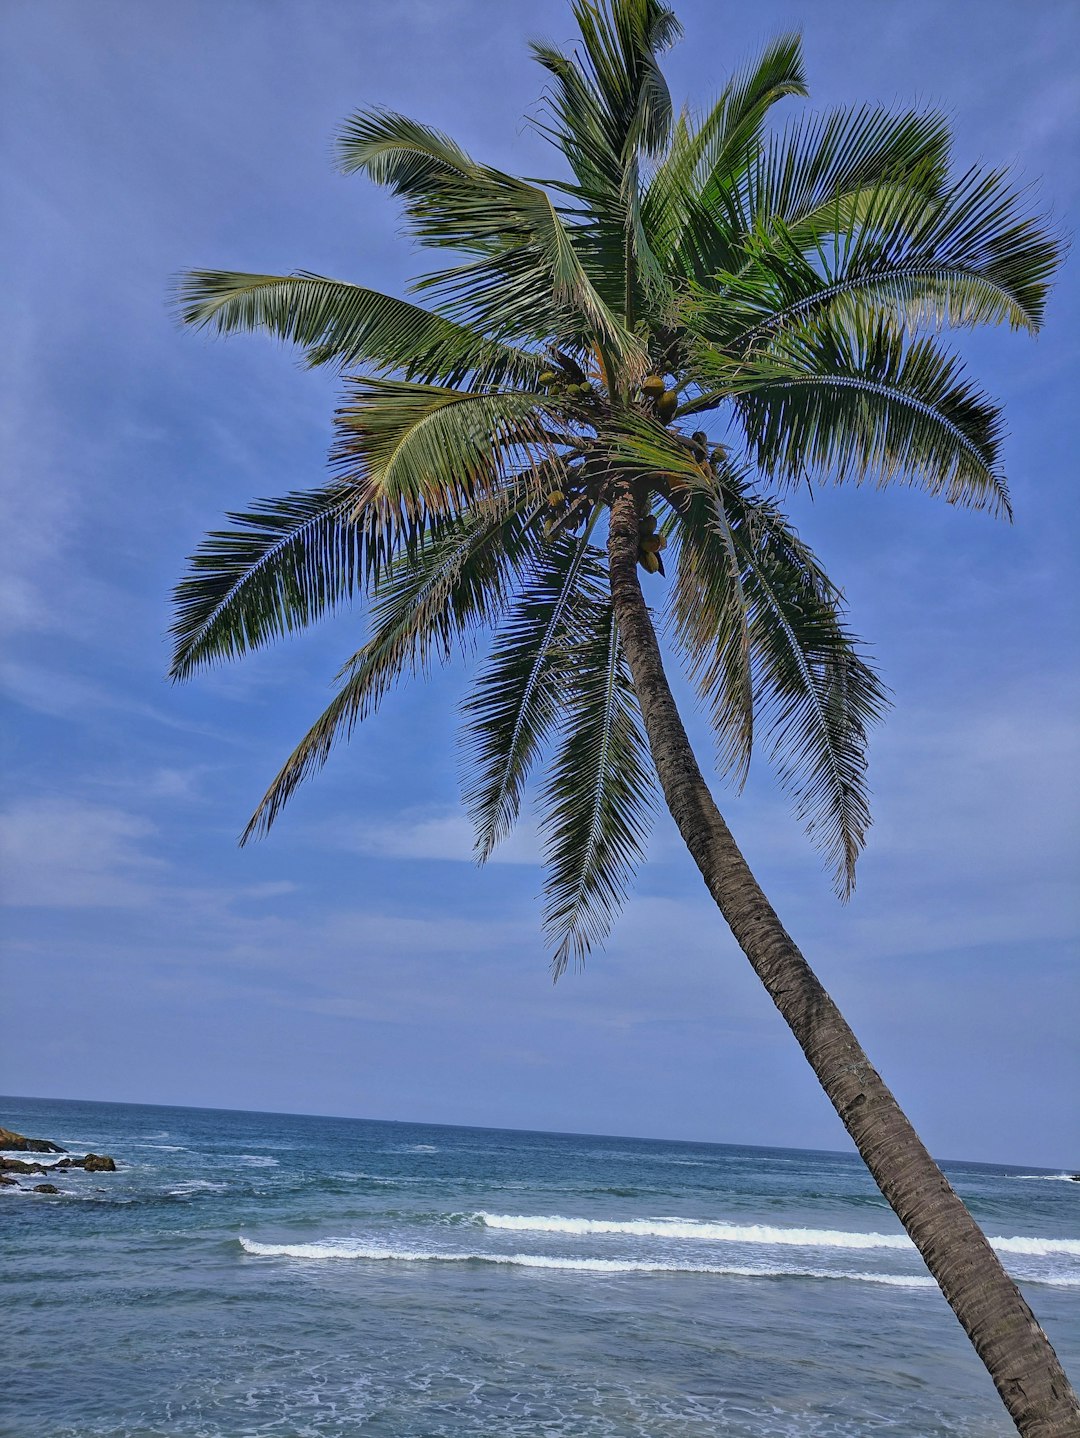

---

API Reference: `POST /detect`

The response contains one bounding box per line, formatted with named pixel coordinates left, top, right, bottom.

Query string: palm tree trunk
left=605, top=482, right=1080, bottom=1438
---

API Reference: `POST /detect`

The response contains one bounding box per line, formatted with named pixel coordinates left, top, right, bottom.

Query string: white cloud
left=0, top=798, right=165, bottom=908
left=319, top=808, right=545, bottom=865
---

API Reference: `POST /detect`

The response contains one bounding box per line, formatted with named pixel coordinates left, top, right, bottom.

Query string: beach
left=3, top=1095, right=1077, bottom=1437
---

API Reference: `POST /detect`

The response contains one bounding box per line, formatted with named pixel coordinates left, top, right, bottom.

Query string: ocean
left=2, top=1096, right=1077, bottom=1437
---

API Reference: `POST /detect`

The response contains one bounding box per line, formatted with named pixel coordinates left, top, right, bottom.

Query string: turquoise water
left=2, top=1096, right=1077, bottom=1437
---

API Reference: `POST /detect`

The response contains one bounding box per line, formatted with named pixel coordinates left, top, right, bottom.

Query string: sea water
left=2, top=1095, right=1077, bottom=1437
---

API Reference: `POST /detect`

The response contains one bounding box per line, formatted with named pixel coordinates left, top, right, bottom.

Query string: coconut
left=657, top=390, right=678, bottom=422
left=642, top=375, right=666, bottom=399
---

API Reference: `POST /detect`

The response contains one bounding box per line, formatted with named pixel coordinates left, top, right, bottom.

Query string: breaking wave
left=474, top=1212, right=1080, bottom=1258
left=236, top=1236, right=934, bottom=1287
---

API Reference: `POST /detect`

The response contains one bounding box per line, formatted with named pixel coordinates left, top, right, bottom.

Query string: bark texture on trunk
left=606, top=483, right=1080, bottom=1438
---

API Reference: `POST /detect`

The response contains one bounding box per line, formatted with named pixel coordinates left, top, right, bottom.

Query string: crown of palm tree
left=172, top=0, right=1058, bottom=975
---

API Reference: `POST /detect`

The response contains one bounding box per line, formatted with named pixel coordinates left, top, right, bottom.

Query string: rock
left=0, top=1125, right=66, bottom=1154
left=48, top=1153, right=117, bottom=1172
left=1069, top=1174, right=1080, bottom=1182
left=1, top=1152, right=117, bottom=1175
left=0, top=1173, right=17, bottom=1186
left=33, top=1183, right=59, bottom=1194
left=0, top=1158, right=47, bottom=1174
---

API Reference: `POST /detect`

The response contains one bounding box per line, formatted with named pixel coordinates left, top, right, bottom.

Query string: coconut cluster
left=637, top=511, right=667, bottom=575
left=641, top=373, right=678, bottom=422
left=538, top=369, right=596, bottom=403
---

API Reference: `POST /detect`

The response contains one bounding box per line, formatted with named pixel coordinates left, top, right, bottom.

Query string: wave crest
left=236, top=1236, right=934, bottom=1287
left=475, top=1212, right=1080, bottom=1258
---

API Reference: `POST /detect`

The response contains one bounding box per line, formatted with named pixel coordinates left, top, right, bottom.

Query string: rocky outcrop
left=1, top=1130, right=118, bottom=1192
left=0, top=1158, right=48, bottom=1175
left=0, top=1126, right=66, bottom=1154
left=2, top=1153, right=118, bottom=1175
left=82, top=1153, right=117, bottom=1172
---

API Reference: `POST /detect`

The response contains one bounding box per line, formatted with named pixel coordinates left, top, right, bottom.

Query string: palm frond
left=739, top=105, right=951, bottom=236
left=541, top=567, right=657, bottom=975
left=686, top=167, right=1060, bottom=353
left=667, top=478, right=755, bottom=782
left=243, top=497, right=538, bottom=841
left=722, top=480, right=890, bottom=895
left=532, top=0, right=682, bottom=170
left=413, top=175, right=646, bottom=365
left=332, top=377, right=558, bottom=521
left=694, top=318, right=1011, bottom=515
left=605, top=413, right=712, bottom=488
left=170, top=484, right=373, bottom=680
left=173, top=270, right=544, bottom=386
left=337, top=108, right=479, bottom=199
left=529, top=1, right=683, bottom=325
left=462, top=523, right=601, bottom=861
left=657, top=105, right=950, bottom=287
left=644, top=34, right=807, bottom=268
left=337, top=107, right=643, bottom=365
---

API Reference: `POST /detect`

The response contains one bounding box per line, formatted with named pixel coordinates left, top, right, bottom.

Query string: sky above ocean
left=1, top=0, right=1077, bottom=1168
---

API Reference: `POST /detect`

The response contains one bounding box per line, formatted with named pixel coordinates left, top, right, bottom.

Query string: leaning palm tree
left=172, top=3, right=1075, bottom=1432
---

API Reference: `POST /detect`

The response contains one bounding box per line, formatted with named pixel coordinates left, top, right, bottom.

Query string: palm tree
left=171, top=3, right=1075, bottom=1432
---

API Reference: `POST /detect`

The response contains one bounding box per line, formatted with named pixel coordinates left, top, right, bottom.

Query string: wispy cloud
left=316, top=808, right=545, bottom=865
left=0, top=798, right=164, bottom=908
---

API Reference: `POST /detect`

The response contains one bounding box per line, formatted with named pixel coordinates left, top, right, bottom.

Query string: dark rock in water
left=33, top=1183, right=59, bottom=1194
left=0, top=1158, right=47, bottom=1174
left=1, top=1152, right=117, bottom=1176
left=0, top=1125, right=66, bottom=1154
left=0, top=1172, right=17, bottom=1186
left=51, top=1153, right=118, bottom=1172
left=1070, top=1174, right=1080, bottom=1182
left=82, top=1153, right=117, bottom=1172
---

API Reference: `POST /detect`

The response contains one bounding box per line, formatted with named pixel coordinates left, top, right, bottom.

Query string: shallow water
left=2, top=1095, right=1077, bottom=1436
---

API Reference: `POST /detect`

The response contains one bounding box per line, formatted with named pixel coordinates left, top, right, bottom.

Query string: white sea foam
left=236, top=1236, right=934, bottom=1286
left=1013, top=1174, right=1079, bottom=1183
left=474, top=1212, right=1080, bottom=1258
left=168, top=1179, right=228, bottom=1195
left=232, top=1154, right=279, bottom=1167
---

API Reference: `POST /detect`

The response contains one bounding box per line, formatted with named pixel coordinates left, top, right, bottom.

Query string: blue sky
left=1, top=0, right=1077, bottom=1168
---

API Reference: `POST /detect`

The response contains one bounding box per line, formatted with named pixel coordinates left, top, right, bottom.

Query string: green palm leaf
left=338, top=108, right=643, bottom=366
left=532, top=0, right=682, bottom=172
left=463, top=524, right=601, bottom=861
left=243, top=498, right=537, bottom=841
left=722, top=480, right=890, bottom=895
left=687, top=168, right=1060, bottom=353
left=693, top=318, right=1010, bottom=514
left=174, top=270, right=544, bottom=385
left=644, top=33, right=807, bottom=271
left=541, top=569, right=657, bottom=975
left=170, top=484, right=370, bottom=680
left=668, top=479, right=755, bottom=782
left=331, top=378, right=557, bottom=520
left=412, top=178, right=645, bottom=365
left=740, top=105, right=951, bottom=233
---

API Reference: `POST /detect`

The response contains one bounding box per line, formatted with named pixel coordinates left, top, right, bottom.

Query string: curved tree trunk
left=605, top=483, right=1080, bottom=1438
